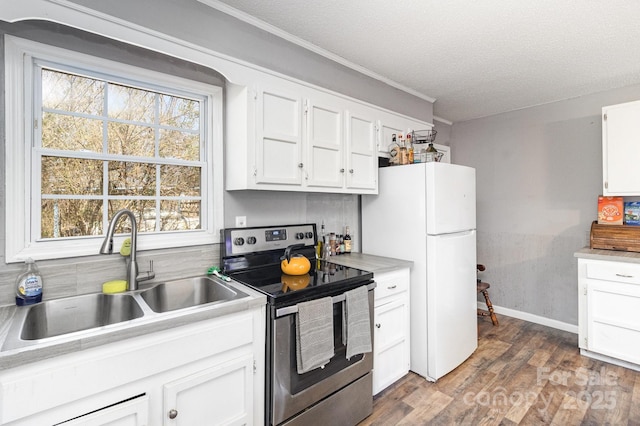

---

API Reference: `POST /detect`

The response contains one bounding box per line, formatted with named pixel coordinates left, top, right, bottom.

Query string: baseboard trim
left=478, top=302, right=578, bottom=334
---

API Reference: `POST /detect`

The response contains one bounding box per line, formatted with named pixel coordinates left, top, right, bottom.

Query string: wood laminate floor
left=359, top=315, right=640, bottom=425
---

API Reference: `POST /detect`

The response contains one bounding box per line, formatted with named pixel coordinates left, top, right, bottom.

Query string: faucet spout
left=99, top=209, right=142, bottom=291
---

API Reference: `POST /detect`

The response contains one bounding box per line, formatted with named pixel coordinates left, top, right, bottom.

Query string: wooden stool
left=477, top=264, right=498, bottom=326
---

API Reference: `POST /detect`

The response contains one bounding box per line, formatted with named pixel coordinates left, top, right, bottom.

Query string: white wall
left=452, top=84, right=640, bottom=325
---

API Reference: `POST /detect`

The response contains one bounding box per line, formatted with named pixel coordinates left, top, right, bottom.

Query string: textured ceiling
left=208, top=0, right=640, bottom=123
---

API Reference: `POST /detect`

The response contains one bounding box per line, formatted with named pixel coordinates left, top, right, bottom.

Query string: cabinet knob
left=298, top=163, right=304, bottom=168
left=169, top=409, right=178, bottom=419
left=387, top=284, right=397, bottom=289
left=375, top=323, right=381, bottom=328
left=340, top=168, right=345, bottom=173
left=349, top=169, right=354, bottom=174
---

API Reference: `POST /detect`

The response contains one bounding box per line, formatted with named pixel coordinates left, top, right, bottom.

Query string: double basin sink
left=3, top=276, right=249, bottom=351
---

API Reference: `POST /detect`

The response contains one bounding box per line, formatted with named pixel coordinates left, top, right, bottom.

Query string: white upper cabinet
left=225, top=68, right=440, bottom=194
left=226, top=72, right=391, bottom=194
left=305, top=96, right=344, bottom=189
left=255, top=86, right=304, bottom=186
left=602, top=100, right=640, bottom=195
left=345, top=107, right=378, bottom=191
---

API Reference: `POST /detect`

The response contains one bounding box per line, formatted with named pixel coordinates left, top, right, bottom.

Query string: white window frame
left=4, top=35, right=224, bottom=263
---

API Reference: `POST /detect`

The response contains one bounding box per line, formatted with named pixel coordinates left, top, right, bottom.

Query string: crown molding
left=197, top=0, right=436, bottom=104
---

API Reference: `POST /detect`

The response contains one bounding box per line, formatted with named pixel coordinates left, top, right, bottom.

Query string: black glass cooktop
left=228, top=260, right=373, bottom=306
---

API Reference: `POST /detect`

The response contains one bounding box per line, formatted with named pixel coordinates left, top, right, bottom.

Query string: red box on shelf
left=597, top=196, right=624, bottom=225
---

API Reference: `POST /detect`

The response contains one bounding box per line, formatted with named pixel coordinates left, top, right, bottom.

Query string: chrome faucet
left=99, top=209, right=155, bottom=290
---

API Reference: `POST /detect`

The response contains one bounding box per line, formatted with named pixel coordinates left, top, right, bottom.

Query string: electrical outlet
left=235, top=216, right=247, bottom=227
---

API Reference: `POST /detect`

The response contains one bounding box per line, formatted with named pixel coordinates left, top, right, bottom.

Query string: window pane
left=108, top=200, right=155, bottom=233
left=42, top=112, right=103, bottom=152
left=160, top=165, right=201, bottom=196
left=162, top=200, right=201, bottom=230
left=108, top=83, right=155, bottom=123
left=108, top=161, right=156, bottom=196
left=159, top=129, right=200, bottom=161
left=41, top=199, right=103, bottom=238
left=42, top=69, right=104, bottom=115
left=107, top=122, right=155, bottom=157
left=42, top=157, right=103, bottom=195
left=159, top=94, right=200, bottom=130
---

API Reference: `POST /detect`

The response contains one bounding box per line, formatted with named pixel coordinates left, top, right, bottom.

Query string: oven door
left=270, top=286, right=374, bottom=425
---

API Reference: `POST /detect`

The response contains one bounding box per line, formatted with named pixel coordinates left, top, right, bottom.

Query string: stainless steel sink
left=1, top=275, right=252, bottom=352
left=20, top=293, right=144, bottom=340
left=140, top=276, right=244, bottom=313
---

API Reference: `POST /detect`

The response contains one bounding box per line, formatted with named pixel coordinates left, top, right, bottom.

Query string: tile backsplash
left=0, top=244, right=220, bottom=307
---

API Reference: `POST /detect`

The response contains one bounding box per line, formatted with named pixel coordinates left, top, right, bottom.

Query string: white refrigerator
left=362, top=162, right=477, bottom=382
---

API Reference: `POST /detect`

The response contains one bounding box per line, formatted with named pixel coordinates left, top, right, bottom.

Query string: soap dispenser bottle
left=15, top=258, right=43, bottom=306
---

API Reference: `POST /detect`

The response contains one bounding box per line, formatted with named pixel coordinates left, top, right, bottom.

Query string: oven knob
left=233, top=237, right=245, bottom=246
left=247, top=236, right=257, bottom=244
left=305, top=232, right=313, bottom=239
left=295, top=232, right=304, bottom=240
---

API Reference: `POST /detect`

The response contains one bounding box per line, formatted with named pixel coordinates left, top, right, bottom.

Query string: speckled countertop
left=0, top=278, right=266, bottom=371
left=574, top=247, right=640, bottom=263
left=327, top=252, right=413, bottom=274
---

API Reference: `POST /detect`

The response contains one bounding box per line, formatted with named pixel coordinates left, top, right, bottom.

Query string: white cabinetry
left=163, top=354, right=254, bottom=425
left=255, top=85, right=304, bottom=186
left=373, top=268, right=410, bottom=395
left=227, top=75, right=380, bottom=194
left=345, top=107, right=377, bottom=191
left=306, top=95, right=344, bottom=189
left=602, top=100, right=640, bottom=195
left=577, top=258, right=640, bottom=370
left=226, top=70, right=439, bottom=194
left=0, top=308, right=265, bottom=425
left=61, top=395, right=149, bottom=426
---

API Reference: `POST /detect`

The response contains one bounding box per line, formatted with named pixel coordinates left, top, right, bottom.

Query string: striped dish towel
left=343, top=285, right=372, bottom=359
left=296, top=296, right=335, bottom=374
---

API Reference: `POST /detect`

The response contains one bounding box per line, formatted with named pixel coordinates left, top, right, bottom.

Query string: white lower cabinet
left=577, top=258, right=640, bottom=369
left=0, top=308, right=265, bottom=426
left=162, top=354, right=254, bottom=425
left=373, top=268, right=410, bottom=395
left=61, top=394, right=149, bottom=426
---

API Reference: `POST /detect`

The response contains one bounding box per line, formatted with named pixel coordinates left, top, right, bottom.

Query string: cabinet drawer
left=374, top=268, right=410, bottom=301
left=586, top=261, right=640, bottom=285
left=590, top=323, right=640, bottom=365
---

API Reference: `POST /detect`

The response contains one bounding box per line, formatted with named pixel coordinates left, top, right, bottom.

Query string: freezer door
left=427, top=230, right=477, bottom=381
left=426, top=163, right=476, bottom=234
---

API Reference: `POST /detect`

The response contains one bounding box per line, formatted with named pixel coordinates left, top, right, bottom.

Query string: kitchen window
left=4, top=36, right=223, bottom=262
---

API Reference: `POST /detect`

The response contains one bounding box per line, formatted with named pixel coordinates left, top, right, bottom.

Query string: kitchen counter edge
left=574, top=247, right=640, bottom=263
left=327, top=252, right=413, bottom=274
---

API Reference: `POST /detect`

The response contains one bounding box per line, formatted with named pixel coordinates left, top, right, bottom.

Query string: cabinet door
left=163, top=355, right=253, bottom=426
left=60, top=395, right=149, bottom=426
left=305, top=98, right=344, bottom=189
left=603, top=100, right=640, bottom=195
left=345, top=109, right=377, bottom=191
left=586, top=279, right=640, bottom=365
left=373, top=297, right=409, bottom=395
left=255, top=86, right=303, bottom=185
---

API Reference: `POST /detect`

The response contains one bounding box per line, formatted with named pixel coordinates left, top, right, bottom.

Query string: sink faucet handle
left=137, top=259, right=155, bottom=283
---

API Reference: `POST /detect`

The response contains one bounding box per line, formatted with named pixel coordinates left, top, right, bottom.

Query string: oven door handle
left=275, top=282, right=376, bottom=318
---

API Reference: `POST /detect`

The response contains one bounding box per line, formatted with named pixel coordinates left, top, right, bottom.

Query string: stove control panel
left=223, top=224, right=317, bottom=256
